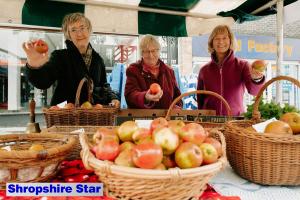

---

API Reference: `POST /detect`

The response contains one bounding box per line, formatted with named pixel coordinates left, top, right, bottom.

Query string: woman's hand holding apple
left=22, top=39, right=49, bottom=68
left=145, top=89, right=163, bottom=102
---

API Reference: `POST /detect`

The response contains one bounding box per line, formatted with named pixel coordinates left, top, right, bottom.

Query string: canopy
left=19, top=0, right=297, bottom=36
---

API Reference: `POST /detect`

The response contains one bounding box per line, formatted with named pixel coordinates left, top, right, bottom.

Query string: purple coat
left=197, top=50, right=265, bottom=116
left=125, top=59, right=182, bottom=109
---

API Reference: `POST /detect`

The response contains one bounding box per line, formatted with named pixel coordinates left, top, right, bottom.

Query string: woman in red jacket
left=125, top=34, right=182, bottom=109
left=197, top=25, right=265, bottom=116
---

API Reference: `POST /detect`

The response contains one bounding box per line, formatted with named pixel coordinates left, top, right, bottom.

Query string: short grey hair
left=62, top=12, right=92, bottom=40
left=208, top=25, right=237, bottom=54
left=139, top=34, right=161, bottom=55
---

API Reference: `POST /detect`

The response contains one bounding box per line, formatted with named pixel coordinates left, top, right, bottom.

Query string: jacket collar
left=211, top=49, right=235, bottom=67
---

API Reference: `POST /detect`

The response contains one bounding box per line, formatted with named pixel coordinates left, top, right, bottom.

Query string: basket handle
left=75, top=77, right=94, bottom=107
left=165, top=90, right=232, bottom=119
left=252, top=75, right=300, bottom=120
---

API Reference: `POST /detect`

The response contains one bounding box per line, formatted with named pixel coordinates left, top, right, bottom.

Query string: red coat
left=125, top=59, right=182, bottom=109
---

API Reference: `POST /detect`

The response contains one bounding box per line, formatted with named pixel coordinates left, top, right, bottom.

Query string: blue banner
left=192, top=34, right=300, bottom=61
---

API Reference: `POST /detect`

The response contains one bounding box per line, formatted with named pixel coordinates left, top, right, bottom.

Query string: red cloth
left=197, top=50, right=265, bottom=116
left=142, top=61, right=160, bottom=79
left=125, top=59, right=182, bottom=109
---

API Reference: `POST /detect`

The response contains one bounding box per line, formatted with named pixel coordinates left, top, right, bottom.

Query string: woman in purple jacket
left=197, top=25, right=265, bottom=116
left=125, top=34, right=182, bottom=109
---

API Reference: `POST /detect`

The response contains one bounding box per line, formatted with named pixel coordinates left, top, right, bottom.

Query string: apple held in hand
left=252, top=59, right=266, bottom=72
left=132, top=142, right=163, bottom=169
left=179, top=123, right=207, bottom=145
left=117, top=121, right=139, bottom=142
left=199, top=143, right=218, bottom=165
left=175, top=142, right=203, bottom=169
left=34, top=39, right=48, bottom=54
left=94, top=140, right=120, bottom=161
left=153, top=127, right=179, bottom=155
left=280, top=112, right=300, bottom=134
left=149, top=83, right=161, bottom=95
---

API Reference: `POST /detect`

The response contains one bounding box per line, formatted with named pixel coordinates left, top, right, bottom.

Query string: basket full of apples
left=79, top=118, right=227, bottom=200
left=224, top=76, right=300, bottom=186
left=43, top=77, right=119, bottom=127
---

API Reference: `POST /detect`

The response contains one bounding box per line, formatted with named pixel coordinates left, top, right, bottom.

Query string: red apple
left=49, top=105, right=60, bottom=110
left=153, top=127, right=179, bottom=155
left=149, top=83, right=161, bottom=95
left=64, top=103, right=75, bottom=109
left=119, top=141, right=135, bottom=152
left=93, top=127, right=119, bottom=144
left=33, top=39, right=48, bottom=54
left=150, top=117, right=168, bottom=133
left=94, top=104, right=103, bottom=109
left=199, top=143, right=218, bottom=165
left=203, top=137, right=222, bottom=157
left=168, top=120, right=185, bottom=135
left=114, top=149, right=135, bottom=167
left=132, top=128, right=152, bottom=144
left=179, top=123, right=207, bottom=145
left=132, top=142, right=163, bottom=169
left=117, top=121, right=139, bottom=142
left=95, top=140, right=120, bottom=161
left=175, top=142, right=203, bottom=169
left=252, top=59, right=267, bottom=72
left=162, top=155, right=177, bottom=169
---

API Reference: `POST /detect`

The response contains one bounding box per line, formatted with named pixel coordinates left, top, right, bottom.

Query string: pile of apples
left=49, top=102, right=103, bottom=110
left=90, top=118, right=223, bottom=169
left=264, top=112, right=300, bottom=135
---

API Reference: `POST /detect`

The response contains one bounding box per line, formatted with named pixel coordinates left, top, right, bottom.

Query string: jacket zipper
left=219, top=67, right=223, bottom=115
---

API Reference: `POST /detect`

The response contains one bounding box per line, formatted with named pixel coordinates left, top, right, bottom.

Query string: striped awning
left=18, top=0, right=299, bottom=36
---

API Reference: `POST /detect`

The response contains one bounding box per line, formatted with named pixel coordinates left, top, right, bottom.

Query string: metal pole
left=276, top=0, right=284, bottom=103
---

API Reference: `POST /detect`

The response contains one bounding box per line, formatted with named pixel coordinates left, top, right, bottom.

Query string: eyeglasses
left=70, top=26, right=88, bottom=34
left=142, top=49, right=159, bottom=55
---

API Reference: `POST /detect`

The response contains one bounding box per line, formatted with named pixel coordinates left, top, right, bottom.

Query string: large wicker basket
left=166, top=90, right=234, bottom=129
left=43, top=125, right=103, bottom=160
left=224, top=75, right=300, bottom=185
left=0, top=133, right=76, bottom=187
left=79, top=129, right=227, bottom=200
left=43, top=77, right=119, bottom=127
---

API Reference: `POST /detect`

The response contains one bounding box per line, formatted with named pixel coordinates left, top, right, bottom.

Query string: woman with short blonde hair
left=22, top=12, right=120, bottom=107
left=125, top=34, right=182, bottom=109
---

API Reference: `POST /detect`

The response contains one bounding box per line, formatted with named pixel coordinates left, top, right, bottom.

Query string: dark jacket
left=26, top=40, right=118, bottom=106
left=197, top=50, right=265, bottom=116
left=125, top=59, right=182, bottom=109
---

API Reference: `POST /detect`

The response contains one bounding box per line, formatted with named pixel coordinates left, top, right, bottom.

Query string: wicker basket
left=224, top=75, right=300, bottom=186
left=166, top=90, right=233, bottom=129
left=43, top=125, right=107, bottom=160
left=0, top=133, right=76, bottom=187
left=79, top=128, right=227, bottom=200
left=43, top=77, right=119, bottom=127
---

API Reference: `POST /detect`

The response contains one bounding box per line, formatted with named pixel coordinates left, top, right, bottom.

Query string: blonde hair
left=62, top=12, right=92, bottom=40
left=208, top=25, right=237, bottom=54
left=139, top=34, right=161, bottom=55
